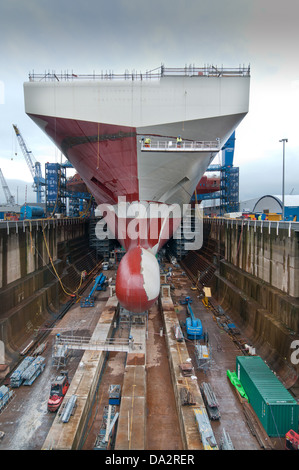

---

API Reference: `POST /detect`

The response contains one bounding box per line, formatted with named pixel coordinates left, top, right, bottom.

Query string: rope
left=41, top=222, right=84, bottom=296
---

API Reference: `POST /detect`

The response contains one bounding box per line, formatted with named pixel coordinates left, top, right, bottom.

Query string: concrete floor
left=0, top=265, right=285, bottom=451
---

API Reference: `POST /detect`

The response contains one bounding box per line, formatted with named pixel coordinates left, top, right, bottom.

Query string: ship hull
left=24, top=68, right=250, bottom=312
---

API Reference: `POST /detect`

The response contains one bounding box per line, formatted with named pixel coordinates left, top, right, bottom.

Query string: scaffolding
left=52, top=342, right=70, bottom=369
left=193, top=407, right=218, bottom=450
left=194, top=342, right=212, bottom=373
left=45, top=163, right=66, bottom=216
left=168, top=206, right=202, bottom=260
left=118, top=307, right=148, bottom=338
left=220, top=166, right=239, bottom=213
left=89, top=217, right=116, bottom=260
left=187, top=131, right=239, bottom=215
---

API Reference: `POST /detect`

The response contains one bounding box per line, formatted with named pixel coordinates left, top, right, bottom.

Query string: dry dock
left=0, top=216, right=298, bottom=451
left=0, top=263, right=266, bottom=451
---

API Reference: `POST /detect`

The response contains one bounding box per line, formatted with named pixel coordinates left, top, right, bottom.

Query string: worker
left=129, top=335, right=135, bottom=350
left=144, top=137, right=151, bottom=148
left=177, top=135, right=182, bottom=147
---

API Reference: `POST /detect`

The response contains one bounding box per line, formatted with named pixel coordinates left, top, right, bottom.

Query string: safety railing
left=28, top=65, right=250, bottom=82
left=141, top=139, right=221, bottom=152
left=205, top=217, right=299, bottom=237
left=55, top=335, right=142, bottom=352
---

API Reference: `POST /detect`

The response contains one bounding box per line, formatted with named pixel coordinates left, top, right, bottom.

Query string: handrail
left=28, top=65, right=250, bottom=82
left=141, top=139, right=221, bottom=152
left=204, top=216, right=299, bottom=236
left=55, top=335, right=142, bottom=352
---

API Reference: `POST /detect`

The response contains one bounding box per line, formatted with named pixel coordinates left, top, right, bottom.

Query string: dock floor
left=0, top=264, right=285, bottom=451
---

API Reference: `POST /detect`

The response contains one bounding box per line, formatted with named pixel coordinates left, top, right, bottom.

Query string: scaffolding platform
left=52, top=343, right=70, bottom=369
left=141, top=139, right=220, bottom=152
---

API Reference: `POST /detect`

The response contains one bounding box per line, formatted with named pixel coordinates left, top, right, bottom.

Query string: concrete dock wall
left=0, top=218, right=88, bottom=289
left=203, top=218, right=299, bottom=385
left=207, top=218, right=299, bottom=297
left=0, top=218, right=95, bottom=371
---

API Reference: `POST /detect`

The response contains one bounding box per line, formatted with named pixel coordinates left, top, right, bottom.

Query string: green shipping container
left=236, top=356, right=299, bottom=437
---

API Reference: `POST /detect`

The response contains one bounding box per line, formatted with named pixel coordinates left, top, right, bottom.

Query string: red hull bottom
left=98, top=203, right=182, bottom=313
left=115, top=246, right=160, bottom=313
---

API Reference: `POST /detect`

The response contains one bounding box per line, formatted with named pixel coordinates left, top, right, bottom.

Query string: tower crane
left=0, top=168, right=15, bottom=205
left=13, top=124, right=45, bottom=204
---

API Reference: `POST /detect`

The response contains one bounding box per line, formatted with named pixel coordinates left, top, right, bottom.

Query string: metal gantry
left=54, top=334, right=142, bottom=353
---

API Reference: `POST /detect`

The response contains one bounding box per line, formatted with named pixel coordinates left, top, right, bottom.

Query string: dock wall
left=0, top=218, right=95, bottom=371
left=207, top=218, right=299, bottom=297
left=204, top=218, right=299, bottom=385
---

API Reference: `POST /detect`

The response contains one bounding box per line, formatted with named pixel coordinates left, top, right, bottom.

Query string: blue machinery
left=80, top=273, right=107, bottom=307
left=179, top=296, right=192, bottom=305
left=45, top=162, right=92, bottom=217
left=184, top=298, right=204, bottom=340
left=179, top=296, right=204, bottom=340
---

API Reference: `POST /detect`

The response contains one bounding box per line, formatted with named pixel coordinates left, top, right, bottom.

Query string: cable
left=41, top=222, right=84, bottom=296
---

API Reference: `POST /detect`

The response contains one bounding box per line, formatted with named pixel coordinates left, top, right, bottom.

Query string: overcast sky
left=0, top=0, right=299, bottom=204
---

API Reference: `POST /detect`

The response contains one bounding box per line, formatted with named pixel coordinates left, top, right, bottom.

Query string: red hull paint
left=30, top=114, right=139, bottom=204
left=102, top=211, right=181, bottom=252
left=116, top=246, right=159, bottom=313
left=196, top=175, right=220, bottom=194
left=29, top=114, right=181, bottom=313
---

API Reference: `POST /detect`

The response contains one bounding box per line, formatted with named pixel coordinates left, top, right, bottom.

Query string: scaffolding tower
left=45, top=163, right=66, bottom=216
left=190, top=131, right=239, bottom=214
left=89, top=217, right=117, bottom=260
